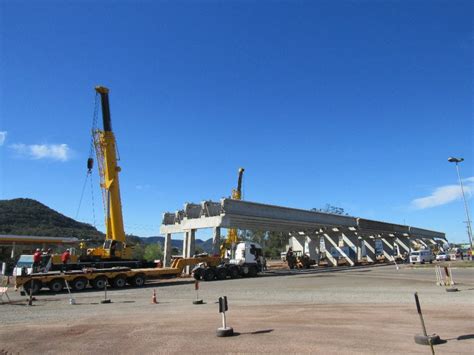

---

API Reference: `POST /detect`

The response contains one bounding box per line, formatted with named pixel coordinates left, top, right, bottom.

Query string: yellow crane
left=87, top=86, right=133, bottom=260
left=220, top=168, right=245, bottom=258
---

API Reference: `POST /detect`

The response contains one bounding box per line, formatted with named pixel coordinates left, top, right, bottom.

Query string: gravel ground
left=1, top=263, right=473, bottom=354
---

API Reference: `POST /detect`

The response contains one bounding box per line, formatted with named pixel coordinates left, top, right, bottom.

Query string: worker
left=61, top=249, right=71, bottom=272
left=286, top=247, right=295, bottom=269
left=33, top=248, right=42, bottom=273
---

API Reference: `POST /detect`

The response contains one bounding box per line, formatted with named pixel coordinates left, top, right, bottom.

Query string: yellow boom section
left=221, top=168, right=244, bottom=257
left=94, top=130, right=126, bottom=243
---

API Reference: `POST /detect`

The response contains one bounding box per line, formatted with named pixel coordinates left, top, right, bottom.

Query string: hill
left=0, top=198, right=104, bottom=240
left=0, top=198, right=215, bottom=252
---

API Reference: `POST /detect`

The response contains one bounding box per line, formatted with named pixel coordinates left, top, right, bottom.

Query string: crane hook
left=87, top=157, right=94, bottom=173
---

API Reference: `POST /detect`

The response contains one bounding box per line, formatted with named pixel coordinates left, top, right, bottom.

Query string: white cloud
left=136, top=184, right=151, bottom=190
left=10, top=143, right=71, bottom=161
left=411, top=177, right=473, bottom=209
left=0, top=131, right=6, bottom=146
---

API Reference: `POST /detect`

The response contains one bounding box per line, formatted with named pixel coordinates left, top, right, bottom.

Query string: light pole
left=448, top=157, right=473, bottom=258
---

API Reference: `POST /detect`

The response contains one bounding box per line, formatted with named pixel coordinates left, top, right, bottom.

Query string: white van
left=410, top=250, right=434, bottom=264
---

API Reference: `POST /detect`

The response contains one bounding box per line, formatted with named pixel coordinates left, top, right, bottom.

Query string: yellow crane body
left=88, top=86, right=132, bottom=260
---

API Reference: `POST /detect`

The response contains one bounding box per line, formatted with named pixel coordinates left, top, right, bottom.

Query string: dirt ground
left=1, top=263, right=473, bottom=354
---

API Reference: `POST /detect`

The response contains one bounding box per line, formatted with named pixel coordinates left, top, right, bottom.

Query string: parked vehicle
left=410, top=250, right=434, bottom=264
left=435, top=253, right=450, bottom=261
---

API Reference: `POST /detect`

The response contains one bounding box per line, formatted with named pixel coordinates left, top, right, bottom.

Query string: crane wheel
left=112, top=275, right=127, bottom=288
left=229, top=267, right=239, bottom=279
left=203, top=268, right=215, bottom=281
left=248, top=266, right=258, bottom=277
left=48, top=278, right=65, bottom=292
left=71, top=277, right=88, bottom=291
left=91, top=276, right=108, bottom=290
left=130, top=274, right=146, bottom=287
left=24, top=280, right=42, bottom=295
left=216, top=268, right=227, bottom=280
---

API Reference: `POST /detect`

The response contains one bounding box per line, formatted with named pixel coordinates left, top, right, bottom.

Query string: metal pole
left=222, top=312, right=226, bottom=329
left=454, top=163, right=473, bottom=256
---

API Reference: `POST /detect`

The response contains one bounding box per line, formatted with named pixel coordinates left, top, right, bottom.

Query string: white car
left=435, top=253, right=450, bottom=261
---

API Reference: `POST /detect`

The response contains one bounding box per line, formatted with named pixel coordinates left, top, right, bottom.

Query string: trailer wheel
left=203, top=268, right=215, bottom=281
left=112, top=275, right=127, bottom=288
left=91, top=276, right=108, bottom=290
left=48, top=278, right=64, bottom=292
left=24, top=280, right=42, bottom=295
left=216, top=267, right=227, bottom=280
left=71, top=277, right=88, bottom=291
left=248, top=265, right=258, bottom=277
left=229, top=267, right=239, bottom=279
left=130, top=274, right=146, bottom=287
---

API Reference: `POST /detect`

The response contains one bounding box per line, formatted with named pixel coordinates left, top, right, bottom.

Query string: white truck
left=192, top=241, right=264, bottom=281
left=410, top=249, right=434, bottom=264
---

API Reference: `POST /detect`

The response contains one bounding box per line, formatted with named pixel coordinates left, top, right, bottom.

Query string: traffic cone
left=152, top=289, right=157, bottom=304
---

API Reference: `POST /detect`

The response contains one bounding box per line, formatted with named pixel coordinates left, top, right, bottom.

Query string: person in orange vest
left=33, top=248, right=42, bottom=273
left=61, top=249, right=71, bottom=272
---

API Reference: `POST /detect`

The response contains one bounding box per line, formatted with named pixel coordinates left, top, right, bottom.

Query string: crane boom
left=89, top=86, right=130, bottom=259
left=221, top=168, right=245, bottom=258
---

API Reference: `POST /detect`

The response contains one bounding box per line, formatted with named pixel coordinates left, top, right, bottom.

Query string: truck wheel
left=24, top=280, right=42, bottom=295
left=216, top=268, right=227, bottom=280
left=71, top=277, right=88, bottom=291
left=48, top=278, right=64, bottom=292
left=229, top=267, right=239, bottom=279
left=130, top=274, right=146, bottom=287
left=91, top=276, right=108, bottom=290
left=248, top=266, right=258, bottom=277
left=203, top=268, right=215, bottom=281
left=112, top=275, right=127, bottom=288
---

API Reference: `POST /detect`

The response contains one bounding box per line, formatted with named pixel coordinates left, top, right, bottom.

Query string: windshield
left=410, top=252, right=420, bottom=256
left=16, top=255, right=34, bottom=267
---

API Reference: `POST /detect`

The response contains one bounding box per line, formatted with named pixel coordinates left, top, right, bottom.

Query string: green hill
left=0, top=198, right=104, bottom=240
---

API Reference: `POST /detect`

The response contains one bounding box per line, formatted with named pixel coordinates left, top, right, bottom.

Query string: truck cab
left=230, top=242, right=263, bottom=266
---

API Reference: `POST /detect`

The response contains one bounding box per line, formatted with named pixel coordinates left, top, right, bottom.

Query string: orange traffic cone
left=152, top=289, right=157, bottom=304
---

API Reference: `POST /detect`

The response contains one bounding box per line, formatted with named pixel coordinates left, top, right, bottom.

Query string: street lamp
left=448, top=157, right=473, bottom=258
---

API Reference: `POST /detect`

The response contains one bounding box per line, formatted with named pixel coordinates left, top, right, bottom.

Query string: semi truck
left=193, top=241, right=264, bottom=281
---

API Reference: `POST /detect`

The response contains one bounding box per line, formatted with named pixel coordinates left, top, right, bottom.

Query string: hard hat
left=36, top=248, right=40, bottom=251
left=66, top=249, right=70, bottom=252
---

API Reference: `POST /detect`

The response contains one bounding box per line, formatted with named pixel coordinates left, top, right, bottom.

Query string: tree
left=312, top=204, right=348, bottom=215
left=143, top=243, right=163, bottom=262
left=132, top=243, right=145, bottom=260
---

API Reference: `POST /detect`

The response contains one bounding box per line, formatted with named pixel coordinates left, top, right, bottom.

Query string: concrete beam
left=322, top=234, right=338, bottom=267
left=341, top=233, right=360, bottom=265
left=358, top=218, right=409, bottom=235
left=395, top=236, right=411, bottom=257
left=362, top=237, right=376, bottom=263
left=325, top=233, right=355, bottom=266
left=380, top=236, right=394, bottom=262
left=410, top=227, right=446, bottom=240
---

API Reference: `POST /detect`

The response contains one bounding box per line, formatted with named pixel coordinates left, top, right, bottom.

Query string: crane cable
left=75, top=93, right=100, bottom=225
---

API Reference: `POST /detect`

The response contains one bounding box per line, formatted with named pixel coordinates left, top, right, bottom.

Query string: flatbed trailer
left=15, top=255, right=221, bottom=294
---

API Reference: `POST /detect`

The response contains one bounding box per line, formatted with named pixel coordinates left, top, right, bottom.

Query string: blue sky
left=1, top=1, right=472, bottom=243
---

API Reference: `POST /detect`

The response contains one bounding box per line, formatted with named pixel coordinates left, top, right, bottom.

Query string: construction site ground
left=1, top=262, right=473, bottom=354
